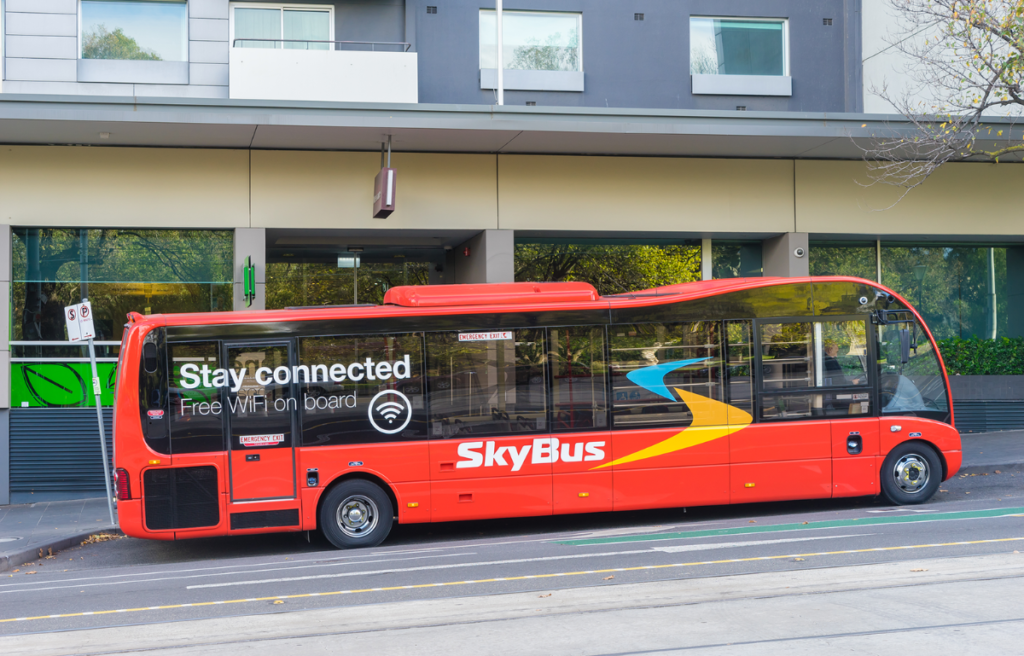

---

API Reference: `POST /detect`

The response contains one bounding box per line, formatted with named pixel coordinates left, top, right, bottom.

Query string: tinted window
left=139, top=329, right=169, bottom=455
left=759, top=322, right=814, bottom=391
left=299, top=333, right=427, bottom=446
left=609, top=322, right=722, bottom=428
left=725, top=320, right=754, bottom=420
left=168, top=341, right=225, bottom=454
left=878, top=322, right=949, bottom=421
left=550, top=326, right=608, bottom=432
left=426, top=330, right=547, bottom=438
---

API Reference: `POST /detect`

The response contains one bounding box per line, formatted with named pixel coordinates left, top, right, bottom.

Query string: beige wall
left=250, top=151, right=498, bottom=230
left=497, top=155, right=796, bottom=233
left=0, top=147, right=249, bottom=228
left=796, top=160, right=1024, bottom=236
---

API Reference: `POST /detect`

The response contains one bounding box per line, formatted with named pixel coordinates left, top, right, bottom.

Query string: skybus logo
left=457, top=438, right=606, bottom=472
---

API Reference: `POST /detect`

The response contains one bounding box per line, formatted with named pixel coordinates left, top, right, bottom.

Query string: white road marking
left=187, top=534, right=872, bottom=590
left=651, top=535, right=870, bottom=553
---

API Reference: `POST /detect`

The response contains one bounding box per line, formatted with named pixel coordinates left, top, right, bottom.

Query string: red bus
left=112, top=277, right=961, bottom=548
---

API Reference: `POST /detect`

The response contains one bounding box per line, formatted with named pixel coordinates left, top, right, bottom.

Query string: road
left=1, top=467, right=1022, bottom=655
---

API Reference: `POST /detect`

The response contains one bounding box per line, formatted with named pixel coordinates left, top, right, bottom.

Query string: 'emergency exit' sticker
left=240, top=434, right=284, bottom=447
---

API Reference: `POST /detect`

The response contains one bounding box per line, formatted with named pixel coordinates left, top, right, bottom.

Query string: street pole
left=85, top=303, right=116, bottom=527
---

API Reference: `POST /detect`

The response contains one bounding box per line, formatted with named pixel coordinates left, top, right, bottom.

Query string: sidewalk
left=0, top=498, right=117, bottom=572
left=0, top=432, right=1020, bottom=572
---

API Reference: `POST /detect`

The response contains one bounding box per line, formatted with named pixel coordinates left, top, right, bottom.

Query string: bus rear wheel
left=320, top=480, right=394, bottom=549
left=880, top=442, right=942, bottom=505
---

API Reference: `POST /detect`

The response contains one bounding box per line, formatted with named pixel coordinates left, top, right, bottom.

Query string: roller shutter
left=10, top=408, right=114, bottom=496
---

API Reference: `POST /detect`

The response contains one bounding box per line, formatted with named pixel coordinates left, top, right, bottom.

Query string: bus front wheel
left=320, top=480, right=394, bottom=549
left=880, top=442, right=942, bottom=505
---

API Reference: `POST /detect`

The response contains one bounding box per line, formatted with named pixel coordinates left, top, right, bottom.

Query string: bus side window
left=724, top=320, right=754, bottom=421
left=425, top=329, right=547, bottom=438
left=139, top=329, right=169, bottom=455
left=168, top=341, right=225, bottom=454
left=549, top=326, right=608, bottom=432
left=298, top=333, right=427, bottom=446
left=608, top=321, right=723, bottom=429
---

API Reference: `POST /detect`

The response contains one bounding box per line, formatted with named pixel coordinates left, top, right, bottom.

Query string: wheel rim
left=336, top=495, right=378, bottom=538
left=892, top=454, right=930, bottom=494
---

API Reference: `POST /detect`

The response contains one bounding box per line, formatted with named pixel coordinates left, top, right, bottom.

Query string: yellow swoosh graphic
left=591, top=388, right=753, bottom=470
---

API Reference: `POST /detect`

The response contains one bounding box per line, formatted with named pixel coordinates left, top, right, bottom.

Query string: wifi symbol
left=376, top=400, right=405, bottom=423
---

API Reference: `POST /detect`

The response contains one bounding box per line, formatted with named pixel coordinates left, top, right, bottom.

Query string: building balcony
left=229, top=41, right=418, bottom=104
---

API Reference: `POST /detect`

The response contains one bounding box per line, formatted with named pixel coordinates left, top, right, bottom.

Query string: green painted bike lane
left=558, top=506, right=1024, bottom=546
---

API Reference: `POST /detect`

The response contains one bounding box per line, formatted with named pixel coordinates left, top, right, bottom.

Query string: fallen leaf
left=793, top=558, right=805, bottom=562
left=749, top=520, right=756, bottom=524
left=538, top=594, right=551, bottom=598
left=81, top=533, right=123, bottom=546
left=802, top=522, right=809, bottom=525
left=25, top=571, right=37, bottom=575
left=995, top=470, right=1002, bottom=474
left=966, top=492, right=971, bottom=494
left=603, top=576, right=615, bottom=580
left=272, top=600, right=284, bottom=605
left=911, top=568, right=927, bottom=572
left=11, top=569, right=19, bottom=573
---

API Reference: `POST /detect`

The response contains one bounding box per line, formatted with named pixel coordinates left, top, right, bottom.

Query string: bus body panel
left=730, top=460, right=833, bottom=503
left=613, top=465, right=730, bottom=511
left=229, top=448, right=295, bottom=501
left=877, top=417, right=962, bottom=480
left=730, top=420, right=832, bottom=464
left=831, top=418, right=881, bottom=497
left=552, top=430, right=613, bottom=514
left=430, top=475, right=553, bottom=522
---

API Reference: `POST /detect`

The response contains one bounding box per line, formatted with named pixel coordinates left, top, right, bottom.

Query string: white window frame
left=78, top=0, right=190, bottom=62
left=229, top=2, right=335, bottom=50
left=689, top=15, right=789, bottom=77
left=479, top=9, right=583, bottom=73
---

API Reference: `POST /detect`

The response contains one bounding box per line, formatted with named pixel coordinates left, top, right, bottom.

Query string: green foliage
left=266, top=261, right=429, bottom=309
left=936, top=337, right=1024, bottom=375
left=82, top=25, right=162, bottom=61
left=515, top=243, right=701, bottom=295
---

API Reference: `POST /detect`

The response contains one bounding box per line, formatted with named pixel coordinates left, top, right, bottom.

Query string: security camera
left=859, top=296, right=869, bottom=305
left=793, top=247, right=806, bottom=258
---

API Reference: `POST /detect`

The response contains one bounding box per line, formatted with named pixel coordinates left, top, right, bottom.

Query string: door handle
left=439, top=462, right=455, bottom=472
left=846, top=435, right=863, bottom=455
left=246, top=454, right=260, bottom=462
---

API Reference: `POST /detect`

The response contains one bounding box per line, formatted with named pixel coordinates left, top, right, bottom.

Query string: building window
left=689, top=17, right=787, bottom=76
left=515, top=239, right=701, bottom=295
left=81, top=0, right=188, bottom=61
left=10, top=229, right=233, bottom=408
left=711, top=241, right=762, bottom=279
left=809, top=241, right=878, bottom=281
left=479, top=10, right=582, bottom=72
left=232, top=3, right=333, bottom=50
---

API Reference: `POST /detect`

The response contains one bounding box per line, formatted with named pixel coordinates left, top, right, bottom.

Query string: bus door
left=426, top=330, right=552, bottom=522
left=731, top=319, right=834, bottom=503
left=224, top=341, right=298, bottom=502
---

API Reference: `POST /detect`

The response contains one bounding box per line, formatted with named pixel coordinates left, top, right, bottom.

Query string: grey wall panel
left=10, top=409, right=113, bottom=497
left=0, top=409, right=9, bottom=506
left=78, top=59, right=189, bottom=84
left=414, top=0, right=852, bottom=112
left=189, top=63, right=228, bottom=87
left=335, top=0, right=405, bottom=44
left=6, top=35, right=77, bottom=59
left=189, top=18, right=229, bottom=42
left=6, top=0, right=75, bottom=13
left=0, top=79, right=134, bottom=95
left=133, top=84, right=229, bottom=98
left=5, top=57, right=76, bottom=81
left=189, top=40, right=229, bottom=64
left=190, top=0, right=229, bottom=20
left=6, top=12, right=77, bottom=36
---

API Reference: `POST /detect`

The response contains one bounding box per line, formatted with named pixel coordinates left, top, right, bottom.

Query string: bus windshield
left=877, top=321, right=949, bottom=422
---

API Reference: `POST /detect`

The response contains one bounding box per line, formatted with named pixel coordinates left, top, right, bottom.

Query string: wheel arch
left=315, top=471, right=400, bottom=532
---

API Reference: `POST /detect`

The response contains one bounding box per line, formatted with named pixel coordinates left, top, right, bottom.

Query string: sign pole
left=88, top=332, right=116, bottom=527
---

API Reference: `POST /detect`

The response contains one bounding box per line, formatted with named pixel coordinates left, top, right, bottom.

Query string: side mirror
left=899, top=328, right=911, bottom=365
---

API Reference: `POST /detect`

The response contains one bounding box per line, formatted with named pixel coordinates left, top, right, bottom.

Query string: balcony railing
left=231, top=39, right=412, bottom=52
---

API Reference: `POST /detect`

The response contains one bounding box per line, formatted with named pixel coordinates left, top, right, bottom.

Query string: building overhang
left=0, top=94, right=1021, bottom=160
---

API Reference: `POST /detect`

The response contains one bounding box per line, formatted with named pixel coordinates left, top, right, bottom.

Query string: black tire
left=879, top=441, right=942, bottom=505
left=320, top=480, right=394, bottom=549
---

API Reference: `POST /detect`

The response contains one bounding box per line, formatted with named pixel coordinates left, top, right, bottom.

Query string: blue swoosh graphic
left=626, top=358, right=711, bottom=401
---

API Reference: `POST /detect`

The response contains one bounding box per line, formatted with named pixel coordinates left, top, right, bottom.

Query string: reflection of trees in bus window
left=299, top=333, right=426, bottom=446
left=759, top=323, right=813, bottom=391
left=549, top=326, right=608, bottom=432
left=425, top=330, right=546, bottom=438
left=609, top=322, right=722, bottom=429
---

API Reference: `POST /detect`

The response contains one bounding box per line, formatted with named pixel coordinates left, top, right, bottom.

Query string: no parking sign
left=64, top=300, right=96, bottom=342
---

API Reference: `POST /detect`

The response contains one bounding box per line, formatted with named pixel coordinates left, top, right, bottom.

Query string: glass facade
left=266, top=259, right=431, bottom=308
left=233, top=6, right=332, bottom=50
left=12, top=228, right=233, bottom=408
left=514, top=239, right=701, bottom=295
left=712, top=241, right=762, bottom=279
left=809, top=241, right=1024, bottom=340
left=81, top=0, right=188, bottom=61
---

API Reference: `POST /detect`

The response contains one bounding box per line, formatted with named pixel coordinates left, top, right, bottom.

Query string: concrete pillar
left=452, top=230, right=514, bottom=284
left=0, top=225, right=10, bottom=505
left=233, top=228, right=266, bottom=311
left=762, top=232, right=809, bottom=278
left=701, top=239, right=712, bottom=281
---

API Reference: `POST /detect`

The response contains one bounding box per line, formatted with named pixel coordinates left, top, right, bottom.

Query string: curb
left=957, top=463, right=1024, bottom=476
left=0, top=527, right=120, bottom=573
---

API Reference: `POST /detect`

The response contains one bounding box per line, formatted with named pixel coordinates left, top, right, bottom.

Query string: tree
left=863, top=0, right=1024, bottom=198
left=508, top=32, right=580, bottom=71
left=82, top=25, right=162, bottom=61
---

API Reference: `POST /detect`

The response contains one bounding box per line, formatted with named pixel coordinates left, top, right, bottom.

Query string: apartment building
left=0, top=0, right=1020, bottom=503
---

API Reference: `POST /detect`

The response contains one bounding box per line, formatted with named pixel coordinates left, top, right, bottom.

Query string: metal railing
left=231, top=39, right=411, bottom=52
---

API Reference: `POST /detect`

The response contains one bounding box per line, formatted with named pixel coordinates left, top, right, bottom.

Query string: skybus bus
left=112, top=277, right=961, bottom=549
